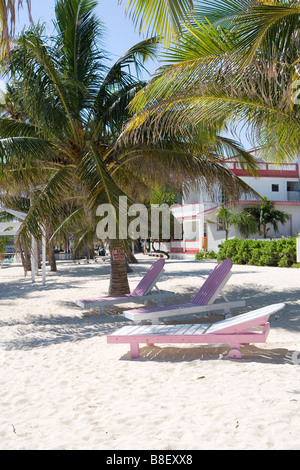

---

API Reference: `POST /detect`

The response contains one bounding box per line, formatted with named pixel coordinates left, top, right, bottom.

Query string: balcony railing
left=226, top=161, right=299, bottom=178
left=287, top=191, right=300, bottom=202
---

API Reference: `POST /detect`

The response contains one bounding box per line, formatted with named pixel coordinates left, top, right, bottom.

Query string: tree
left=212, top=199, right=289, bottom=240
left=245, top=197, right=290, bottom=238
left=214, top=205, right=235, bottom=241
left=0, top=0, right=159, bottom=291
left=234, top=209, right=258, bottom=239
left=209, top=204, right=258, bottom=240
left=0, top=0, right=254, bottom=295
left=123, top=0, right=300, bottom=165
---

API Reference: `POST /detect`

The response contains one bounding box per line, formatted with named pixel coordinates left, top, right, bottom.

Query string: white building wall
left=205, top=202, right=300, bottom=252
left=171, top=157, right=300, bottom=255
left=182, top=188, right=199, bottom=205
left=240, top=176, right=300, bottom=201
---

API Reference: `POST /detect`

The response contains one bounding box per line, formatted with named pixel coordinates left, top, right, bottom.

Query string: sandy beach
left=0, top=255, right=299, bottom=450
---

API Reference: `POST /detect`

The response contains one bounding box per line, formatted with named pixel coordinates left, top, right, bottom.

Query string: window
left=272, top=184, right=279, bottom=192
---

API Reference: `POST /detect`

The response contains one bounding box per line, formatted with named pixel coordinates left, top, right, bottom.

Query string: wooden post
left=31, top=236, right=37, bottom=283
left=42, top=225, right=46, bottom=286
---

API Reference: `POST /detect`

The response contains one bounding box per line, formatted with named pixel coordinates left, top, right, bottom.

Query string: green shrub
left=291, top=263, right=300, bottom=268
left=195, top=250, right=217, bottom=260
left=217, top=238, right=296, bottom=267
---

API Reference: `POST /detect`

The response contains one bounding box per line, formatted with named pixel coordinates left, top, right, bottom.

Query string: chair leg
left=130, top=342, right=140, bottom=359
left=224, top=312, right=232, bottom=319
left=227, top=344, right=242, bottom=359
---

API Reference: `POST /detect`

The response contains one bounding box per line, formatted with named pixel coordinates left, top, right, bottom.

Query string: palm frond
left=9, top=26, right=79, bottom=137
left=119, top=0, right=194, bottom=46
left=232, top=2, right=300, bottom=66
left=16, top=165, right=74, bottom=246
left=54, top=0, right=107, bottom=94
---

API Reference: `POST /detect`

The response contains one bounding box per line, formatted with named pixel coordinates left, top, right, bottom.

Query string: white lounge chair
left=123, top=258, right=245, bottom=324
left=108, top=303, right=285, bottom=359
left=76, top=258, right=174, bottom=314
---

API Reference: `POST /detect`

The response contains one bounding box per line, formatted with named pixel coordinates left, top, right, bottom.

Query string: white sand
left=0, top=255, right=300, bottom=450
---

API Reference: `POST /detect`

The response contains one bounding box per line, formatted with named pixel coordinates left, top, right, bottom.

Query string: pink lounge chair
left=123, top=258, right=245, bottom=324
left=107, top=303, right=285, bottom=359
left=76, top=258, right=174, bottom=313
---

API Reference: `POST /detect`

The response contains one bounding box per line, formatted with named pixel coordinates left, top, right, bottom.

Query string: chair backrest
left=132, top=258, right=165, bottom=296
left=192, top=258, right=233, bottom=306
left=206, top=303, right=285, bottom=335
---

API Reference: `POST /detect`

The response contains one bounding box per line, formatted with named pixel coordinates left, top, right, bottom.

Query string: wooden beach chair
left=123, top=258, right=245, bottom=324
left=76, top=258, right=174, bottom=313
left=107, top=303, right=285, bottom=359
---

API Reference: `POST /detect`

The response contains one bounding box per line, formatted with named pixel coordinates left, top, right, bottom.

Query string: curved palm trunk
left=46, top=225, right=57, bottom=272
left=263, top=224, right=269, bottom=239
left=108, top=242, right=130, bottom=296
left=17, top=238, right=31, bottom=274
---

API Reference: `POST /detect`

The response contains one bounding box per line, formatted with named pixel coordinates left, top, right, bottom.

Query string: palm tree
left=0, top=0, right=160, bottom=293
left=0, top=0, right=255, bottom=295
left=209, top=204, right=258, bottom=240
left=214, top=205, right=235, bottom=241
left=245, top=197, right=290, bottom=238
left=123, top=0, right=300, bottom=164
left=234, top=209, right=258, bottom=239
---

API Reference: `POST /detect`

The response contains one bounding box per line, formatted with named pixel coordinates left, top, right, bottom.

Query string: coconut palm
left=0, top=0, right=160, bottom=293
left=0, top=0, right=257, bottom=295
left=123, top=0, right=300, bottom=164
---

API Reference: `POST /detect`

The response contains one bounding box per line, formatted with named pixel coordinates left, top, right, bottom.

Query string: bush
left=217, top=238, right=296, bottom=267
left=195, top=250, right=217, bottom=260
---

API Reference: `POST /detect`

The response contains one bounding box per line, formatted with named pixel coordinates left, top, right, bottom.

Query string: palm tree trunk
left=263, top=225, right=267, bottom=239
left=46, top=225, right=57, bottom=272
left=108, top=242, right=130, bottom=295
left=19, top=241, right=31, bottom=273
left=127, top=245, right=138, bottom=263
left=47, top=241, right=57, bottom=271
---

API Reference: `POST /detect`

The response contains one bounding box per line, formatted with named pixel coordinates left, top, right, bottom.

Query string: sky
left=15, top=0, right=159, bottom=76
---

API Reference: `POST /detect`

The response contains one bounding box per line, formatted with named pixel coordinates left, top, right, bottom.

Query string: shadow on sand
left=119, top=344, right=297, bottom=365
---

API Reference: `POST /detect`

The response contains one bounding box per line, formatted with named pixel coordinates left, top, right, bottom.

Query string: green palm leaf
left=119, top=0, right=194, bottom=45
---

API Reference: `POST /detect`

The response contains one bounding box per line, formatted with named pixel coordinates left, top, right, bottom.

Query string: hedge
left=195, top=250, right=217, bottom=260
left=217, top=238, right=297, bottom=267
